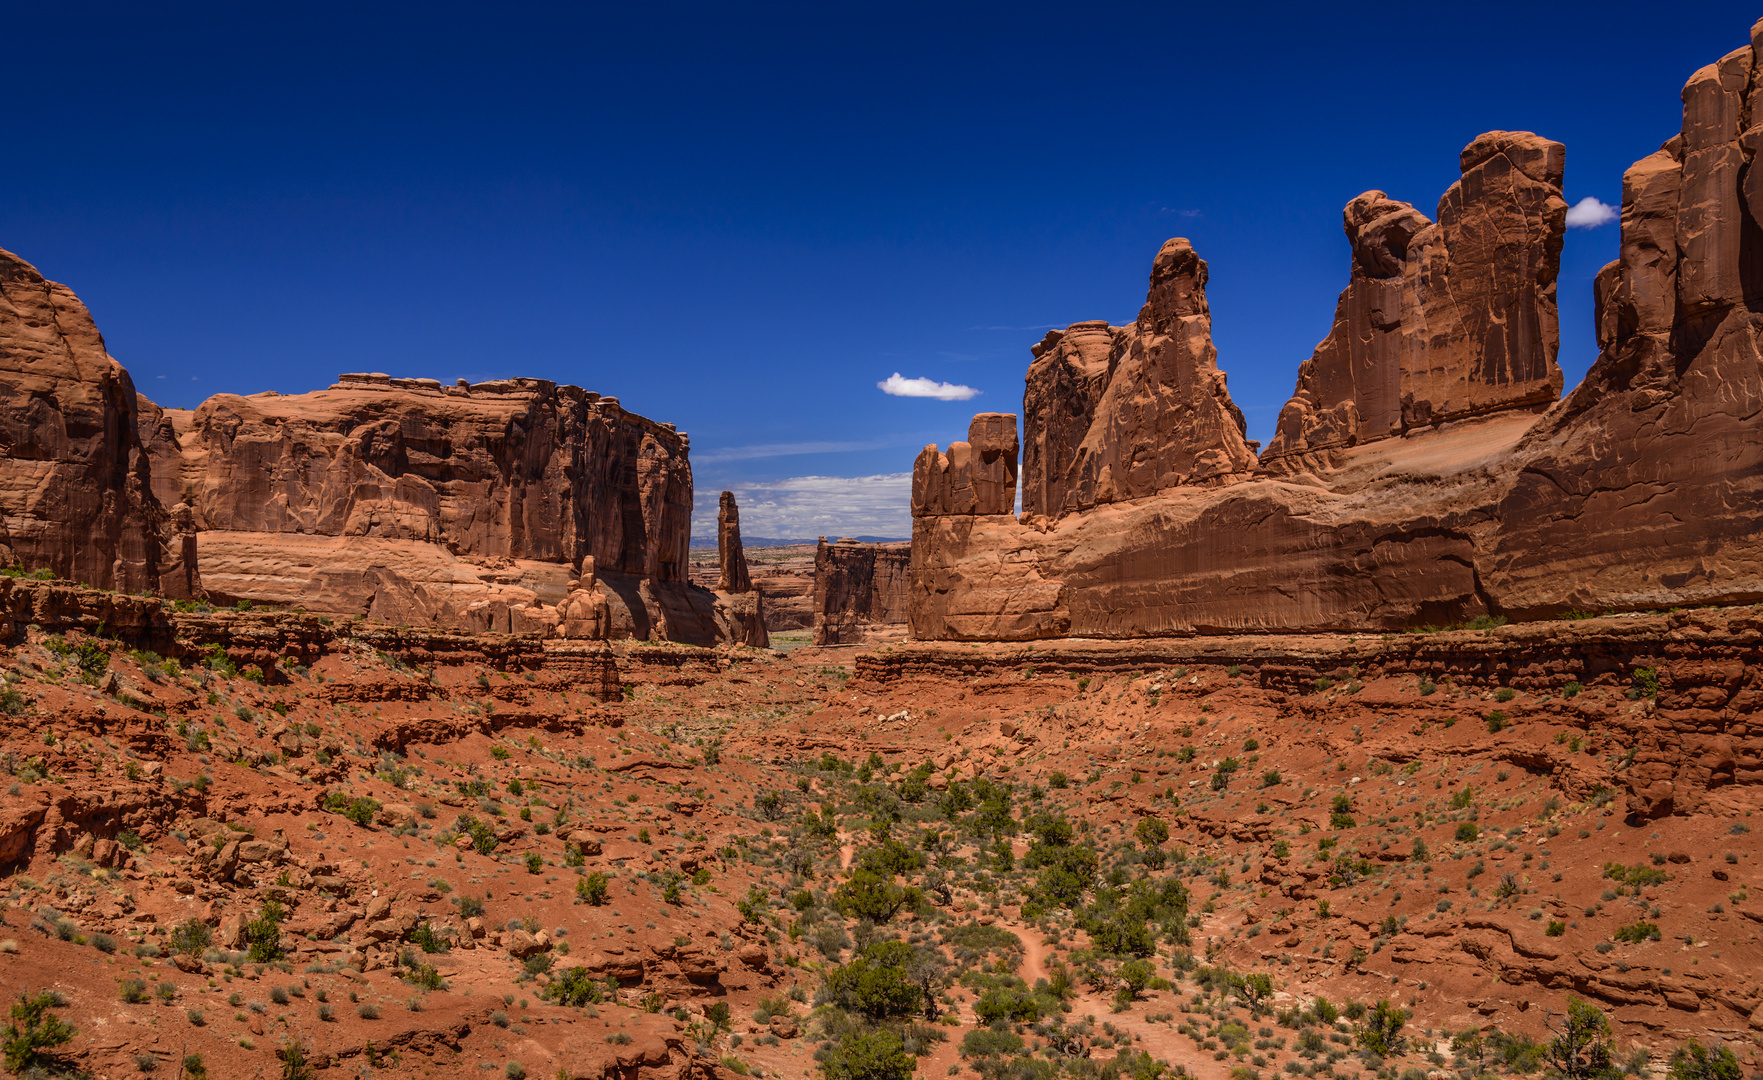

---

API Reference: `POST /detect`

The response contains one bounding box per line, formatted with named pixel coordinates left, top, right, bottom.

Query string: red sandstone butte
left=1262, top=132, right=1567, bottom=472
left=911, top=107, right=1763, bottom=639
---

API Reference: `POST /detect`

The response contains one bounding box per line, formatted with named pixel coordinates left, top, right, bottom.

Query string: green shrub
left=1669, top=1039, right=1742, bottom=1080
left=169, top=918, right=212, bottom=956
left=245, top=900, right=286, bottom=963
left=2, top=991, right=76, bottom=1074
left=542, top=967, right=604, bottom=1007
left=1355, top=999, right=1407, bottom=1056
left=825, top=940, right=924, bottom=1021
left=576, top=872, right=609, bottom=905
left=1455, top=822, right=1480, bottom=843
left=1612, top=922, right=1660, bottom=943
left=820, top=1030, right=914, bottom=1080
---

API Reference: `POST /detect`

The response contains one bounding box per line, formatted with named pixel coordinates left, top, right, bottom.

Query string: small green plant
left=2, top=991, right=77, bottom=1074
left=245, top=899, right=287, bottom=963
left=1455, top=822, right=1480, bottom=843
left=1356, top=999, right=1408, bottom=1056
left=576, top=872, right=610, bottom=905
left=1630, top=667, right=1660, bottom=699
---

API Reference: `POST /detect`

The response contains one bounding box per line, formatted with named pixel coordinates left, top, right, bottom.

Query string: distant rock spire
left=717, top=491, right=752, bottom=593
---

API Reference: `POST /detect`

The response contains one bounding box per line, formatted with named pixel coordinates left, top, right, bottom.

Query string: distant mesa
left=0, top=256, right=747, bottom=645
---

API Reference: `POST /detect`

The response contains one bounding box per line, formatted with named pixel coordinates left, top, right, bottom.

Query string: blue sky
left=4, top=2, right=1755, bottom=539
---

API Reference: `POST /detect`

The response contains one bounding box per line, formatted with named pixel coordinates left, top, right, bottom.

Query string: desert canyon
left=0, top=21, right=1760, bottom=1080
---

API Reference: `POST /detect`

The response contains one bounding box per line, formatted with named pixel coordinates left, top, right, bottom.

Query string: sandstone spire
left=717, top=490, right=752, bottom=593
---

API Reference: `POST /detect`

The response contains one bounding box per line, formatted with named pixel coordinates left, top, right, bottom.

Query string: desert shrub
left=169, top=918, right=212, bottom=956
left=576, top=872, right=610, bottom=905
left=2, top=990, right=77, bottom=1074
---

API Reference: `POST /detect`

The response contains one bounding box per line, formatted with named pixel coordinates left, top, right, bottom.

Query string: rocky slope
left=910, top=29, right=1763, bottom=640
left=0, top=590, right=1756, bottom=1080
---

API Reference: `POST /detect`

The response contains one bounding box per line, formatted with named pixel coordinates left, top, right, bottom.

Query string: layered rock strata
left=812, top=538, right=910, bottom=645
left=911, top=36, right=1763, bottom=641
left=1262, top=132, right=1568, bottom=470
left=0, top=249, right=196, bottom=597
left=142, top=374, right=744, bottom=642
left=1019, top=239, right=1255, bottom=518
left=0, top=255, right=741, bottom=643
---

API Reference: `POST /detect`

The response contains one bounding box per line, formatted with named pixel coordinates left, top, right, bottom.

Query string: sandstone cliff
left=911, top=41, right=1763, bottom=641
left=1019, top=239, right=1255, bottom=518
left=0, top=249, right=196, bottom=597
left=716, top=491, right=751, bottom=593
left=1261, top=133, right=1568, bottom=470
left=134, top=373, right=740, bottom=641
left=152, top=373, right=691, bottom=582
left=812, top=538, right=910, bottom=645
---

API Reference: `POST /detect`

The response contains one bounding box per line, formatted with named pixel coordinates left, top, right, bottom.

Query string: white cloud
left=693, top=473, right=912, bottom=541
left=1565, top=196, right=1619, bottom=229
left=695, top=439, right=895, bottom=464
left=877, top=372, right=981, bottom=401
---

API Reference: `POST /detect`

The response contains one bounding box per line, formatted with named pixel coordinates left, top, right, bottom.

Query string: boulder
left=504, top=929, right=549, bottom=958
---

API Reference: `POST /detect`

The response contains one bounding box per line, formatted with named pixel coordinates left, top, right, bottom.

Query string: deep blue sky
left=5, top=2, right=1755, bottom=539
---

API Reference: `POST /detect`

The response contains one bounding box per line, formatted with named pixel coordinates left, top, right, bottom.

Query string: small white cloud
left=1566, top=196, right=1619, bottom=229
left=877, top=372, right=980, bottom=401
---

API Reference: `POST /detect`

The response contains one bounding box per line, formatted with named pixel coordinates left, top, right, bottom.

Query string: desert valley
left=0, top=17, right=1761, bottom=1080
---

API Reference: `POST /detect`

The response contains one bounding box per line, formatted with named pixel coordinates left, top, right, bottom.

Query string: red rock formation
left=912, top=413, right=1019, bottom=518
left=1262, top=133, right=1568, bottom=470
left=716, top=491, right=751, bottom=593
left=135, top=373, right=743, bottom=640
left=1487, top=28, right=1763, bottom=617
left=1019, top=239, right=1255, bottom=518
left=910, top=27, right=1763, bottom=640
left=154, top=374, right=690, bottom=581
left=558, top=557, right=612, bottom=641
left=0, top=249, right=196, bottom=597
left=705, top=492, right=766, bottom=648
left=812, top=538, right=910, bottom=645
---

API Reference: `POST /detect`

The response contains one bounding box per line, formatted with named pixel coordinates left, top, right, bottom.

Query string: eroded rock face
left=1019, top=239, right=1255, bottom=517
left=717, top=491, right=751, bottom=593
left=812, top=538, right=910, bottom=645
left=910, top=27, right=1763, bottom=641
left=558, top=557, right=612, bottom=641
left=912, top=413, right=1019, bottom=518
left=155, top=375, right=691, bottom=583
left=0, top=249, right=195, bottom=597
left=1262, top=132, right=1568, bottom=470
